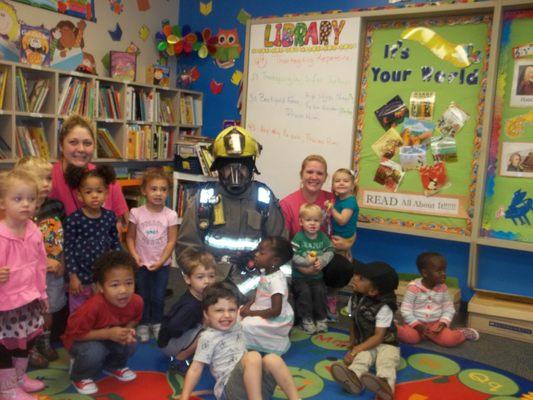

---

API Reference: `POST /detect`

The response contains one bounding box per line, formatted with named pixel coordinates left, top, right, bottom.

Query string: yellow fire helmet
left=210, top=126, right=262, bottom=170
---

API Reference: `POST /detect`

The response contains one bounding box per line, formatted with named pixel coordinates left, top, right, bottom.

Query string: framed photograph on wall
left=110, top=51, right=136, bottom=82
left=510, top=59, right=533, bottom=107
left=499, top=142, right=533, bottom=178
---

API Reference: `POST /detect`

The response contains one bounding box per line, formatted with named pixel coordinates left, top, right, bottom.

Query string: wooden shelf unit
left=0, top=59, right=203, bottom=164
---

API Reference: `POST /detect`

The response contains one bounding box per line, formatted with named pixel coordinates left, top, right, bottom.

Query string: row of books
left=174, top=139, right=217, bottom=177
left=15, top=70, right=49, bottom=113
left=126, top=124, right=173, bottom=160
left=175, top=183, right=198, bottom=218
left=0, top=135, right=11, bottom=159
left=96, top=127, right=122, bottom=159
left=15, top=123, right=49, bottom=158
left=58, top=77, right=96, bottom=117
left=156, top=93, right=175, bottom=124
left=98, top=86, right=122, bottom=120
left=125, top=87, right=154, bottom=122
left=0, top=70, right=7, bottom=109
left=179, top=95, right=202, bottom=125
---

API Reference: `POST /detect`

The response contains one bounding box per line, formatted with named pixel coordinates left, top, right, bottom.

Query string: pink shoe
left=460, top=328, right=480, bottom=341
left=0, top=368, right=35, bottom=400
left=326, top=296, right=337, bottom=321
left=12, top=357, right=45, bottom=393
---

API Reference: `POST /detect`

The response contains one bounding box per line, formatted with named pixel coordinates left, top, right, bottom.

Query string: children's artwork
left=419, top=162, right=448, bottom=196
left=214, top=28, right=242, bottom=69
left=237, top=8, right=251, bottom=25
left=0, top=0, right=20, bottom=61
left=482, top=10, right=533, bottom=243
left=210, top=78, right=223, bottom=95
left=437, top=102, right=470, bottom=137
left=371, top=127, right=403, bottom=159
left=76, top=51, right=97, bottom=74
left=108, top=23, right=123, bottom=41
left=20, top=24, right=50, bottom=66
left=177, top=66, right=200, bottom=88
left=12, top=0, right=95, bottom=22
left=137, top=0, right=150, bottom=11
left=504, top=189, right=532, bottom=226
left=109, top=0, right=123, bottom=15
left=139, top=25, right=150, bottom=41
left=409, top=91, right=435, bottom=120
left=399, top=146, right=426, bottom=170
left=401, top=118, right=435, bottom=146
left=110, top=51, right=136, bottom=82
left=374, top=159, right=405, bottom=192
left=200, top=1, right=212, bottom=16
left=499, top=142, right=533, bottom=178
left=231, top=70, right=243, bottom=85
left=510, top=59, right=533, bottom=107
left=374, top=95, right=409, bottom=130
left=50, top=20, right=86, bottom=71
left=147, top=64, right=169, bottom=87
left=430, top=135, right=457, bottom=158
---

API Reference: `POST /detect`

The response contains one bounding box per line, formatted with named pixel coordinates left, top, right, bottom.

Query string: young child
left=15, top=156, right=67, bottom=368
left=331, top=261, right=400, bottom=400
left=62, top=250, right=143, bottom=395
left=325, top=168, right=359, bottom=321
left=0, top=170, right=47, bottom=399
left=126, top=168, right=178, bottom=342
left=327, top=168, right=359, bottom=260
left=240, top=236, right=294, bottom=355
left=157, top=250, right=217, bottom=374
left=180, top=282, right=301, bottom=400
left=64, top=165, right=122, bottom=312
left=397, top=252, right=479, bottom=347
left=291, top=203, right=334, bottom=334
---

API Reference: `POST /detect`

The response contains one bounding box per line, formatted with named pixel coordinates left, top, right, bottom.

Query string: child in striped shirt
left=397, top=252, right=479, bottom=347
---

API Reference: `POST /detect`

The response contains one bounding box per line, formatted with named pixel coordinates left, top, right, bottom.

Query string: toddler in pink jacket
left=0, top=170, right=48, bottom=399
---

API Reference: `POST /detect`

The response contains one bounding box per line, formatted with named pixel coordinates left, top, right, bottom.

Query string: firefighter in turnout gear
left=175, top=126, right=286, bottom=296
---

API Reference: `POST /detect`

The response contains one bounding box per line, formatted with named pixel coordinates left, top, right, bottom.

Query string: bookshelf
left=172, top=171, right=216, bottom=224
left=0, top=60, right=204, bottom=165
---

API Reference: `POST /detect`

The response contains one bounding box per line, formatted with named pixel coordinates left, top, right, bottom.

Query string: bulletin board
left=355, top=15, right=492, bottom=236
left=480, top=9, right=533, bottom=244
left=243, top=15, right=361, bottom=199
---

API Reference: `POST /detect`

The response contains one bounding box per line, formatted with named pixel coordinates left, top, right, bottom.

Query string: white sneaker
left=72, top=378, right=98, bottom=395
left=136, top=325, right=150, bottom=343
left=151, top=323, right=161, bottom=340
left=461, top=327, right=480, bottom=341
left=301, top=318, right=316, bottom=334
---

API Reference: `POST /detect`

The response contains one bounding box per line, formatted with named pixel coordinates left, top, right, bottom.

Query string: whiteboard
left=243, top=16, right=361, bottom=199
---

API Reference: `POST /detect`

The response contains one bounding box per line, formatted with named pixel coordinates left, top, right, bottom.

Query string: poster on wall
left=355, top=15, right=491, bottom=236
left=481, top=10, right=533, bottom=243
left=12, top=0, right=95, bottom=22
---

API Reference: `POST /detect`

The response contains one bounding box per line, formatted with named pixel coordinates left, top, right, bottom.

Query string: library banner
left=355, top=15, right=491, bottom=235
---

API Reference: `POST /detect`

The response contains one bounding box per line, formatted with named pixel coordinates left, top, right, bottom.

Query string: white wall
left=7, top=0, right=180, bottom=83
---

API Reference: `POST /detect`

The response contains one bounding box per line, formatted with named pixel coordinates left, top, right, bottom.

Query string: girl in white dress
left=240, top=237, right=294, bottom=355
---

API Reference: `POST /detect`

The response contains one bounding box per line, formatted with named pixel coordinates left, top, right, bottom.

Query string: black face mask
left=218, top=162, right=253, bottom=195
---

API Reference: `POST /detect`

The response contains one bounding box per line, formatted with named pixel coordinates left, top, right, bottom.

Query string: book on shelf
left=156, top=94, right=175, bottom=124
left=127, top=124, right=155, bottom=160
left=196, top=142, right=217, bottom=177
left=15, top=122, right=49, bottom=158
left=175, top=182, right=200, bottom=218
left=28, top=79, right=49, bottom=113
left=96, top=127, right=122, bottom=158
left=180, top=95, right=195, bottom=125
left=0, top=135, right=11, bottom=159
left=98, top=86, right=122, bottom=120
left=58, top=78, right=95, bottom=117
left=0, top=69, right=7, bottom=109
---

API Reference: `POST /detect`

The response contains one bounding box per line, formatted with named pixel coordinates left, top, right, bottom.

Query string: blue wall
left=177, top=0, right=532, bottom=301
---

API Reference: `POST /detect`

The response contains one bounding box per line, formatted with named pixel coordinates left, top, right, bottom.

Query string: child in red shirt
left=62, top=251, right=143, bottom=395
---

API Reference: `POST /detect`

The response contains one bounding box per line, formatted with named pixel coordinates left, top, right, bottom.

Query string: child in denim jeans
left=62, top=251, right=143, bottom=395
